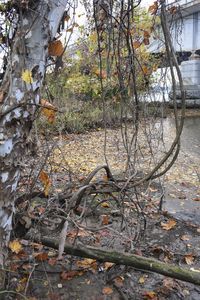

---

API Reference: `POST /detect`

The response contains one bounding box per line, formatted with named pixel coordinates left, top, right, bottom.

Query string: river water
left=180, top=116, right=200, bottom=155
left=163, top=115, right=200, bottom=225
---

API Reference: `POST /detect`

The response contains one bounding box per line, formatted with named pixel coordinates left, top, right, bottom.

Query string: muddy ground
left=5, top=114, right=200, bottom=300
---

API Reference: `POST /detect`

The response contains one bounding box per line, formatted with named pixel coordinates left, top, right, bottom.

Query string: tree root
left=26, top=233, right=200, bottom=286
left=69, top=165, right=119, bottom=209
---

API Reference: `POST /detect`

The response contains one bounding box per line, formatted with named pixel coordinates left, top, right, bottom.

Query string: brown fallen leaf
left=60, top=270, right=83, bottom=280
left=39, top=170, right=51, bottom=196
left=22, top=263, right=33, bottom=271
left=48, top=293, right=61, bottom=300
left=102, top=175, right=108, bottom=181
left=30, top=242, right=43, bottom=251
left=135, top=248, right=143, bottom=256
left=48, top=40, right=64, bottom=56
left=143, top=290, right=158, bottom=299
left=40, top=99, right=56, bottom=110
left=181, top=235, right=190, bottom=241
left=76, top=258, right=97, bottom=270
left=102, top=286, right=113, bottom=295
left=149, top=187, right=158, bottom=192
left=37, top=206, right=46, bottom=215
left=163, top=277, right=176, bottom=290
left=48, top=257, right=57, bottom=266
left=193, top=197, right=200, bottom=201
left=148, top=1, right=158, bottom=15
left=67, top=229, right=90, bottom=238
left=143, top=38, right=150, bottom=45
left=35, top=252, right=48, bottom=261
left=114, top=276, right=124, bottom=287
left=161, top=219, right=176, bottom=230
left=133, top=40, right=141, bottom=49
left=104, top=262, right=114, bottom=270
left=102, top=215, right=109, bottom=225
left=40, top=99, right=57, bottom=124
left=10, top=263, right=20, bottom=272
left=78, top=175, right=86, bottom=182
left=184, top=254, right=195, bottom=265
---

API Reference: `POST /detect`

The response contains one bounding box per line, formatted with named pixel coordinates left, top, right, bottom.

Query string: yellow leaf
left=21, top=69, right=33, bottom=84
left=138, top=276, right=145, bottom=284
left=101, top=202, right=110, bottom=208
left=39, top=170, right=51, bottom=196
left=142, top=65, right=149, bottom=75
left=48, top=40, right=64, bottom=56
left=161, top=219, right=176, bottom=231
left=94, top=69, right=107, bottom=79
left=9, top=240, right=22, bottom=254
left=16, top=283, right=25, bottom=293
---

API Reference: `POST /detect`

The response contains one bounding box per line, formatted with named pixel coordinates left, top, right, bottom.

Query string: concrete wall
left=149, top=0, right=200, bottom=53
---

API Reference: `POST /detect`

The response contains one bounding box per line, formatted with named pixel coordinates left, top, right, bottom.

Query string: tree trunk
left=0, top=0, right=68, bottom=287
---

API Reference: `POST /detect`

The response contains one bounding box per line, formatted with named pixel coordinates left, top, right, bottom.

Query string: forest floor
left=5, top=112, right=200, bottom=300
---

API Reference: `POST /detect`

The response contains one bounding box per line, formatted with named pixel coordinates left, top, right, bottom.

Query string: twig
left=58, top=220, right=69, bottom=259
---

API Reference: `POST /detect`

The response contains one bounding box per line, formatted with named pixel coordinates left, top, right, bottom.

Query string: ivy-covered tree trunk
left=0, top=0, right=68, bottom=287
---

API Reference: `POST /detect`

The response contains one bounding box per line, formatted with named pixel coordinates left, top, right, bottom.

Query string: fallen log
left=27, top=234, right=200, bottom=286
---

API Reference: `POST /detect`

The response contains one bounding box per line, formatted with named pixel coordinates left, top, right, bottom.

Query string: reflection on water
left=181, top=117, right=200, bottom=155
left=164, top=116, right=200, bottom=156
left=163, top=115, right=200, bottom=225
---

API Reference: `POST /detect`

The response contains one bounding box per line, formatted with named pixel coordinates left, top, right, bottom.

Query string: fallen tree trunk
left=27, top=234, right=200, bottom=286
